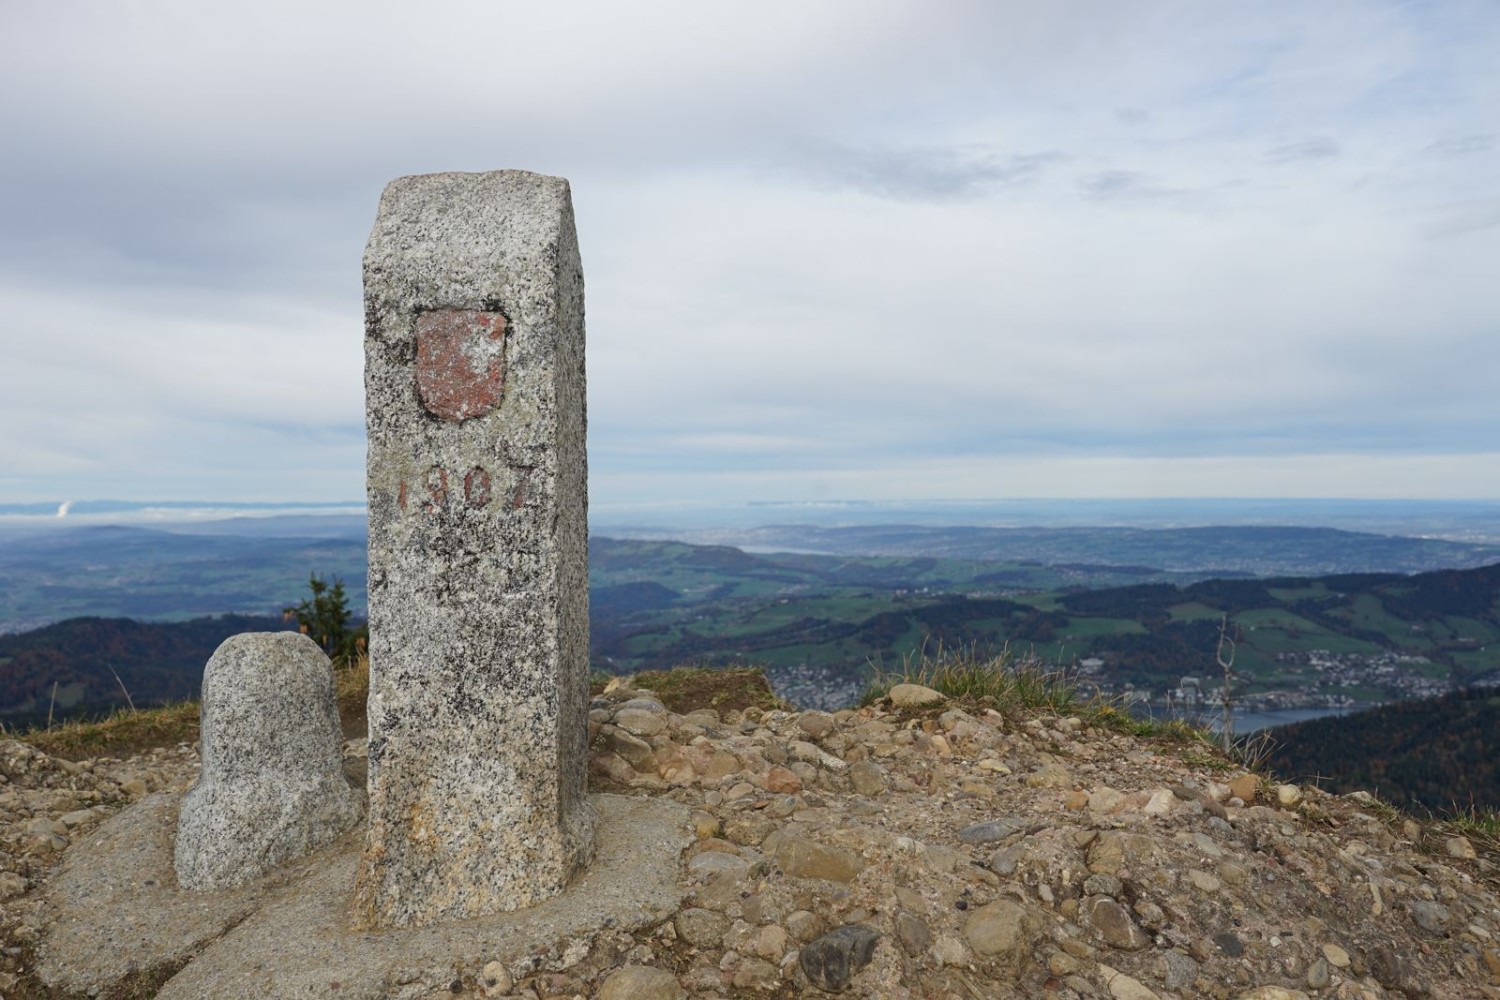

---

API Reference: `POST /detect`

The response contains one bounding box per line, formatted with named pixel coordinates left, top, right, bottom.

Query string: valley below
left=2, top=518, right=1499, bottom=725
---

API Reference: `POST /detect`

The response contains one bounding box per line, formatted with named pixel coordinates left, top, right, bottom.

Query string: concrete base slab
left=36, top=791, right=689, bottom=999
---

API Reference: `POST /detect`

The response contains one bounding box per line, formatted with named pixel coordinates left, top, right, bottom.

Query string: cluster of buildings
left=1074, top=649, right=1452, bottom=713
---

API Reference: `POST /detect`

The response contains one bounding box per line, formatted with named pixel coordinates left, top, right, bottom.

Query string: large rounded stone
left=175, top=632, right=361, bottom=890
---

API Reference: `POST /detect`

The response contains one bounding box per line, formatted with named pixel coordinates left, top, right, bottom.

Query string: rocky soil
left=3, top=679, right=1499, bottom=999
left=1, top=739, right=194, bottom=996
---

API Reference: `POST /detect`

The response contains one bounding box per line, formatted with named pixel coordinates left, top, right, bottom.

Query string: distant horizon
left=6, top=495, right=1500, bottom=514
left=4, top=496, right=1500, bottom=545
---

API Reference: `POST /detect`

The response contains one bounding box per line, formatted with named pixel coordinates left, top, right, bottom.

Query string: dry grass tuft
left=16, top=653, right=373, bottom=760
left=601, top=665, right=784, bottom=715
left=862, top=646, right=1080, bottom=717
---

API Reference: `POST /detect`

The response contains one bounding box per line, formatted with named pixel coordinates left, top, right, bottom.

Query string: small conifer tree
left=283, top=574, right=366, bottom=667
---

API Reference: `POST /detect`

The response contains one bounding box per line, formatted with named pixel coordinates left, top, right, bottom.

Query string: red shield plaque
left=414, top=310, right=508, bottom=422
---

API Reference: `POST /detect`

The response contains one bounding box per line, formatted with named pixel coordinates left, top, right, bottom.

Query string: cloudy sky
left=2, top=2, right=1497, bottom=511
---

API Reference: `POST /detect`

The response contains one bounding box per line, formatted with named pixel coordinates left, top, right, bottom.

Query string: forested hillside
left=6, top=538, right=1500, bottom=725
left=0, top=615, right=291, bottom=723
left=592, top=544, right=1500, bottom=706
left=1267, top=687, right=1500, bottom=812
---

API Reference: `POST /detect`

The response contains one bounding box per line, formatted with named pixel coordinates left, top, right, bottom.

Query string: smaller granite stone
left=0, top=872, right=28, bottom=900
left=1160, top=950, right=1199, bottom=990
left=732, top=957, right=781, bottom=990
left=987, top=845, right=1021, bottom=875
left=688, top=851, right=751, bottom=879
left=175, top=633, right=361, bottom=891
left=799, top=924, right=880, bottom=992
left=615, top=708, right=666, bottom=737
left=1025, top=762, right=1073, bottom=789
left=1188, top=870, right=1222, bottom=893
left=752, top=924, right=789, bottom=961
left=1368, top=944, right=1405, bottom=989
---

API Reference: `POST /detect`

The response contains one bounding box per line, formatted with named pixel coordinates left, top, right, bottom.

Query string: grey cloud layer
left=1, top=1, right=1498, bottom=502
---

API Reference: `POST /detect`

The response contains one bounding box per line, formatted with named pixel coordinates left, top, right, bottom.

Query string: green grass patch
left=1267, top=584, right=1329, bottom=601
left=862, top=647, right=1079, bottom=717
left=1237, top=608, right=1326, bottom=630
left=1169, top=602, right=1225, bottom=622
left=1443, top=616, right=1500, bottom=644
left=18, top=701, right=202, bottom=760
left=13, top=655, right=371, bottom=761
left=1448, top=805, right=1500, bottom=847
left=1058, top=616, right=1148, bottom=638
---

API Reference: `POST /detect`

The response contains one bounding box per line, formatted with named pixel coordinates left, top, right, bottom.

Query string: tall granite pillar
left=357, top=171, right=594, bottom=927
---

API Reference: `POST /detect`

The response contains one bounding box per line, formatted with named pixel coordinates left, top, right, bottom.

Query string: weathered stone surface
left=799, top=924, right=880, bottom=992
left=777, top=837, right=864, bottom=882
left=894, top=909, right=932, bottom=955
left=1227, top=774, right=1258, bottom=803
left=1408, top=899, right=1452, bottom=935
left=1321, top=942, right=1351, bottom=968
left=1085, top=896, right=1149, bottom=951
left=958, top=818, right=1019, bottom=844
left=37, top=793, right=687, bottom=1000
left=359, top=170, right=594, bottom=927
left=19, top=663, right=1500, bottom=999
left=479, top=960, right=512, bottom=998
left=1099, top=963, right=1161, bottom=1000
left=597, top=964, right=685, bottom=1000
left=174, top=633, right=360, bottom=890
left=962, top=899, right=1038, bottom=965
left=848, top=760, right=888, bottom=797
left=797, top=711, right=836, bottom=739
left=674, top=907, right=728, bottom=948
left=1445, top=835, right=1477, bottom=859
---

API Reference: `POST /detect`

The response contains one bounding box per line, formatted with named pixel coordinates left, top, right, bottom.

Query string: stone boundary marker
left=358, top=170, right=594, bottom=927
left=175, top=632, right=361, bottom=890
